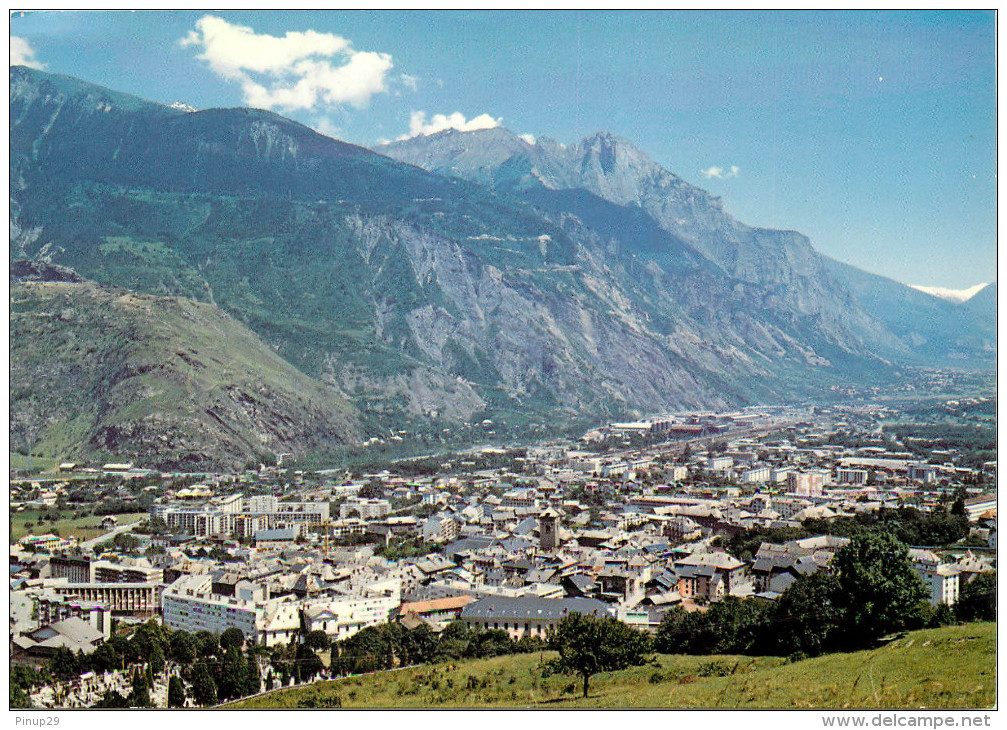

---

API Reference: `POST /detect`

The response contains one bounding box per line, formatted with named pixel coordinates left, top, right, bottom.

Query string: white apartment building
left=707, top=455, right=734, bottom=472
left=244, top=495, right=279, bottom=513
left=788, top=470, right=825, bottom=497
left=770, top=466, right=795, bottom=484
left=155, top=496, right=330, bottom=538
left=665, top=465, right=688, bottom=482
left=340, top=497, right=392, bottom=520
left=301, top=580, right=401, bottom=642
left=162, top=574, right=401, bottom=646
left=739, top=465, right=771, bottom=484
left=907, top=462, right=941, bottom=484
left=162, top=575, right=263, bottom=640
left=836, top=468, right=869, bottom=486
left=908, top=550, right=961, bottom=606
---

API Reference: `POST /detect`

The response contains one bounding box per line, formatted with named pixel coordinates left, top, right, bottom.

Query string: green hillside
left=230, top=623, right=995, bottom=709
left=10, top=279, right=360, bottom=471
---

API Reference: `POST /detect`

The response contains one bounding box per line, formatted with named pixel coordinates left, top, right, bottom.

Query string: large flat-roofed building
left=836, top=468, right=869, bottom=486
left=156, top=495, right=330, bottom=538
left=46, top=555, right=91, bottom=584
left=340, top=497, right=391, bottom=520
left=46, top=579, right=160, bottom=617
left=30, top=591, right=112, bottom=640
left=964, top=494, right=997, bottom=521
left=787, top=470, right=825, bottom=497
left=460, top=596, right=613, bottom=640
left=162, top=574, right=400, bottom=646
left=92, top=559, right=163, bottom=584
left=739, top=465, right=771, bottom=484
left=162, top=574, right=265, bottom=641
left=907, top=462, right=941, bottom=484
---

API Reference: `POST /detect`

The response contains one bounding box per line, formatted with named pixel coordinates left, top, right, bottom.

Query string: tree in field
left=547, top=612, right=652, bottom=698
left=167, top=675, right=187, bottom=707
left=956, top=571, right=996, bottom=622
left=770, top=570, right=843, bottom=657
left=216, top=646, right=250, bottom=701
left=830, top=532, right=928, bottom=646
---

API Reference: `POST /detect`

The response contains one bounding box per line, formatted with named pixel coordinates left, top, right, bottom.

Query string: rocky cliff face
left=380, top=128, right=903, bottom=357
left=380, top=128, right=995, bottom=365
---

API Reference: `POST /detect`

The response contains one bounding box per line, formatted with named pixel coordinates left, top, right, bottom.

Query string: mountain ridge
left=380, top=126, right=993, bottom=366
left=9, top=68, right=995, bottom=466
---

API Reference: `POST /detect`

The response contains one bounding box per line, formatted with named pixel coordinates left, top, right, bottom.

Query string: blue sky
left=10, top=10, right=996, bottom=289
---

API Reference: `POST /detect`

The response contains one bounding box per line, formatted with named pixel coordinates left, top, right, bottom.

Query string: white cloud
left=311, top=117, right=342, bottom=139
left=11, top=36, right=45, bottom=69
left=180, top=15, right=393, bottom=112
left=400, top=73, right=418, bottom=92
left=399, top=110, right=502, bottom=140
left=519, top=134, right=536, bottom=145
left=700, top=165, right=740, bottom=180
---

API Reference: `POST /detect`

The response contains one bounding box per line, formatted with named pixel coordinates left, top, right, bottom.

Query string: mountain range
left=9, top=66, right=996, bottom=469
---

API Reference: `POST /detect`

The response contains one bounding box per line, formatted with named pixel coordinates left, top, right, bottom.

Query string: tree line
left=656, top=533, right=995, bottom=659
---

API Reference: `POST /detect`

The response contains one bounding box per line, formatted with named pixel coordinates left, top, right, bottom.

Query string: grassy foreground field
left=231, top=623, right=995, bottom=709
left=9, top=510, right=147, bottom=542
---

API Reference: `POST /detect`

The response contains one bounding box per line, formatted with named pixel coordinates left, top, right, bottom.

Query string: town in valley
left=10, top=369, right=996, bottom=708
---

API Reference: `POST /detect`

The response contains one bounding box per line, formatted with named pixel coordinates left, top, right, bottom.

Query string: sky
left=10, top=10, right=997, bottom=289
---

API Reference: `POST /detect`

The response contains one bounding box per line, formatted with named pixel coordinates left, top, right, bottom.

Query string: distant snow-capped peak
left=909, top=282, right=989, bottom=303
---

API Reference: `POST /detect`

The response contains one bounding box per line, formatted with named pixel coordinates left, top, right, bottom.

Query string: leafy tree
left=338, top=625, right=391, bottom=674
left=194, top=630, right=219, bottom=658
left=831, top=533, right=928, bottom=647
left=190, top=660, right=218, bottom=706
left=93, top=689, right=130, bottom=708
left=769, top=570, right=842, bottom=657
left=127, top=668, right=152, bottom=708
left=397, top=623, right=438, bottom=665
left=435, top=620, right=471, bottom=659
left=167, top=675, right=187, bottom=707
left=547, top=613, right=652, bottom=698
left=220, top=627, right=245, bottom=650
left=148, top=643, right=166, bottom=677
left=215, top=646, right=250, bottom=701
left=703, top=597, right=772, bottom=654
left=303, top=629, right=329, bottom=650
left=294, top=642, right=325, bottom=680
left=956, top=572, right=996, bottom=622
left=88, top=640, right=122, bottom=673
left=469, top=628, right=515, bottom=659
left=49, top=646, right=80, bottom=682
left=169, top=630, right=197, bottom=665
left=923, top=602, right=956, bottom=628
